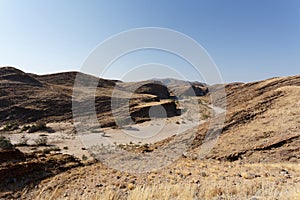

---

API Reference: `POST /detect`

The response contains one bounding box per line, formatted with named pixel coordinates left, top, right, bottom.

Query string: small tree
left=3, top=122, right=19, bottom=131
left=0, top=136, right=14, bottom=149
left=28, top=121, right=47, bottom=133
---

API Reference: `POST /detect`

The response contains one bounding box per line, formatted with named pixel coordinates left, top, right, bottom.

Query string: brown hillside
left=1, top=71, right=300, bottom=199
left=0, top=67, right=179, bottom=127
left=190, top=75, right=300, bottom=163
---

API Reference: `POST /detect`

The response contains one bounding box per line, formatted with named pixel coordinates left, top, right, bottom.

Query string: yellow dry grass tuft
left=127, top=183, right=196, bottom=200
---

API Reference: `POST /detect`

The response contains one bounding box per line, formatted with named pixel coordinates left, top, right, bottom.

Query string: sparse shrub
left=52, top=147, right=60, bottom=152
left=3, top=122, right=19, bottom=131
left=21, top=125, right=31, bottom=132
left=36, top=121, right=46, bottom=128
left=63, top=146, right=69, bottom=150
left=82, top=154, right=88, bottom=160
left=42, top=148, right=51, bottom=154
left=17, top=134, right=29, bottom=146
left=28, top=125, right=38, bottom=133
left=112, top=125, right=118, bottom=129
left=51, top=146, right=61, bottom=151
left=202, top=114, right=210, bottom=120
left=181, top=108, right=188, bottom=114
left=28, top=121, right=47, bottom=133
left=34, top=136, right=48, bottom=146
left=0, top=136, right=14, bottom=149
left=42, top=146, right=60, bottom=154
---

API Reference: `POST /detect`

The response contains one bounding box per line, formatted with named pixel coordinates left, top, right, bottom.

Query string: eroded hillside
left=0, top=67, right=191, bottom=127
left=191, top=75, right=300, bottom=163
left=0, top=68, right=299, bottom=199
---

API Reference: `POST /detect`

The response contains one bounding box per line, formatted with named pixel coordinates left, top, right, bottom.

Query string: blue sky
left=0, top=0, right=299, bottom=83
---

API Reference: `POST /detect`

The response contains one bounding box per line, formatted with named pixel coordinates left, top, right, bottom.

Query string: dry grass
left=127, top=184, right=196, bottom=200
left=193, top=84, right=300, bottom=163
left=198, top=181, right=300, bottom=200
left=4, top=74, right=300, bottom=200
left=33, top=180, right=300, bottom=200
left=30, top=161, right=300, bottom=200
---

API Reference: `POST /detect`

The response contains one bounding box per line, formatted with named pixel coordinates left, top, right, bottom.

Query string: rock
left=240, top=172, right=257, bottom=179
left=127, top=183, right=135, bottom=190
left=181, top=170, right=192, bottom=177
left=119, top=184, right=126, bottom=189
left=147, top=174, right=156, bottom=181
left=134, top=82, right=171, bottom=99
left=280, top=169, right=289, bottom=175
left=95, top=183, right=103, bottom=187
left=284, top=174, right=291, bottom=178
left=190, top=179, right=200, bottom=184
left=129, top=179, right=136, bottom=184
left=200, top=172, right=208, bottom=177
left=249, top=196, right=260, bottom=200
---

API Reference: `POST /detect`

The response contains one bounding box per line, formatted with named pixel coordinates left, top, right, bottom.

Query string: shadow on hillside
left=0, top=150, right=82, bottom=199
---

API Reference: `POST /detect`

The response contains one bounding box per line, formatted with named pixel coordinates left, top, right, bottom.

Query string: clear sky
left=0, top=0, right=299, bottom=83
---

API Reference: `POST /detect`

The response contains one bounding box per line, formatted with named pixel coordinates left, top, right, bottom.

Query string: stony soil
left=0, top=67, right=299, bottom=199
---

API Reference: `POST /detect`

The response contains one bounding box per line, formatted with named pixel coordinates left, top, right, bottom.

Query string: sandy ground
left=3, top=122, right=91, bottom=160
left=79, top=103, right=225, bottom=148
left=81, top=116, right=201, bottom=147
left=4, top=116, right=200, bottom=160
left=4, top=106, right=224, bottom=161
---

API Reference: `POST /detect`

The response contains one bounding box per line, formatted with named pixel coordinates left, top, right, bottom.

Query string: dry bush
left=28, top=121, right=47, bottom=133
left=127, top=183, right=196, bottom=200
left=0, top=136, right=14, bottom=149
left=33, top=179, right=300, bottom=200
left=34, top=136, right=48, bottom=146
left=3, top=122, right=19, bottom=131
left=17, top=134, right=29, bottom=146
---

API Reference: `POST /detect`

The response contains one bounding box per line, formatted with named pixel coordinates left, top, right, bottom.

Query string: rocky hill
left=153, top=78, right=209, bottom=97
left=190, top=75, right=300, bottom=163
left=0, top=67, right=184, bottom=127
left=1, top=67, right=299, bottom=199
